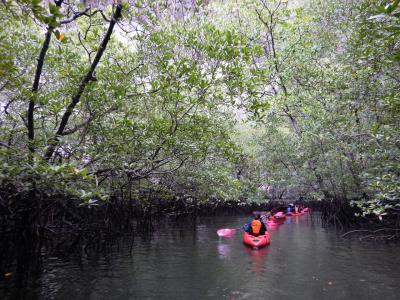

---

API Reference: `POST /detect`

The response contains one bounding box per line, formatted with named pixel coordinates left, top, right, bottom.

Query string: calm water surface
left=1, top=214, right=399, bottom=300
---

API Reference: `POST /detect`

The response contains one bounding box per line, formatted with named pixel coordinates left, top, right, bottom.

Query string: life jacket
left=251, top=219, right=262, bottom=235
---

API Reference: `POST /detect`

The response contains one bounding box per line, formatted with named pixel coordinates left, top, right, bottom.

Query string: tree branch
left=28, top=1, right=64, bottom=153
left=60, top=8, right=100, bottom=25
left=45, top=3, right=123, bottom=160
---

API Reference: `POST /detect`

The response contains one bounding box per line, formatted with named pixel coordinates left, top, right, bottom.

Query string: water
left=1, top=214, right=400, bottom=300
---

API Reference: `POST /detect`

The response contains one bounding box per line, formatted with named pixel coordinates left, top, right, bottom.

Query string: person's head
left=254, top=214, right=260, bottom=220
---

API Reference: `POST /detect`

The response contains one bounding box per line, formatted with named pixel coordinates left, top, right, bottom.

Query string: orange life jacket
left=251, top=219, right=262, bottom=235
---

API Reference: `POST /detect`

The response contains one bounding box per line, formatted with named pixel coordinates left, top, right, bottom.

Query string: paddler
left=249, top=214, right=267, bottom=236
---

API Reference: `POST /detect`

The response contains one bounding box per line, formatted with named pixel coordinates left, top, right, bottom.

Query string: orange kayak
left=243, top=232, right=271, bottom=249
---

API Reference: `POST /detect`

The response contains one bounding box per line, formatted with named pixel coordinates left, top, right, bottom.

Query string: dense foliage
left=0, top=0, right=399, bottom=223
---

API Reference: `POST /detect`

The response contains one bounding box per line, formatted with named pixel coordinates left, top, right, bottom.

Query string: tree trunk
left=45, top=3, right=123, bottom=160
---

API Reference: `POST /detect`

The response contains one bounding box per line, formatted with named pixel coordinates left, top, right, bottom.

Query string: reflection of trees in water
left=285, top=216, right=300, bottom=225
left=0, top=229, right=136, bottom=299
left=0, top=232, right=42, bottom=299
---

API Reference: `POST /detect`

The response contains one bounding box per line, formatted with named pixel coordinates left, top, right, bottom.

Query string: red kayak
left=266, top=220, right=278, bottom=228
left=273, top=218, right=285, bottom=225
left=243, top=232, right=271, bottom=249
left=286, top=211, right=306, bottom=216
left=274, top=211, right=285, bottom=217
left=261, top=214, right=279, bottom=228
left=273, top=212, right=286, bottom=223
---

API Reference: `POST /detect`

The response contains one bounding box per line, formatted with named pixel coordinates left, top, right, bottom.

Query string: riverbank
left=1, top=186, right=398, bottom=259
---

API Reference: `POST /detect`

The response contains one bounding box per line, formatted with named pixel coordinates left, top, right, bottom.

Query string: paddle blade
left=217, top=228, right=237, bottom=237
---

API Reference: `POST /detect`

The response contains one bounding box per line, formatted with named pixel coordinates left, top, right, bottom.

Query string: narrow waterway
left=1, top=214, right=399, bottom=300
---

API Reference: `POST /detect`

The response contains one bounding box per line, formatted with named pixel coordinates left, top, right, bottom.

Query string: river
left=1, top=214, right=399, bottom=299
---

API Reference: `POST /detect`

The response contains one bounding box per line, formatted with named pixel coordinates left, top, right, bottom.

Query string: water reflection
left=245, top=246, right=269, bottom=274
left=267, top=225, right=279, bottom=231
left=217, top=243, right=232, bottom=258
left=1, top=215, right=400, bottom=300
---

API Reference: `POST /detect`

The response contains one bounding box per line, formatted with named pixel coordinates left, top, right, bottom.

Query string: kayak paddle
left=216, top=228, right=242, bottom=237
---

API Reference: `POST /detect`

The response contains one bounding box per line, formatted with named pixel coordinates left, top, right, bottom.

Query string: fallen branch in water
left=341, top=229, right=373, bottom=238
left=342, top=228, right=400, bottom=240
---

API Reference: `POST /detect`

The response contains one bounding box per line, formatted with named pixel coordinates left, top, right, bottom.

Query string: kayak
left=273, top=217, right=286, bottom=224
left=274, top=211, right=285, bottom=217
left=266, top=220, right=278, bottom=228
left=243, top=232, right=271, bottom=249
left=286, top=212, right=305, bottom=216
left=273, top=212, right=286, bottom=223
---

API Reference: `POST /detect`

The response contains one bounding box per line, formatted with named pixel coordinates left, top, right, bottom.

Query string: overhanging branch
left=45, top=3, right=123, bottom=160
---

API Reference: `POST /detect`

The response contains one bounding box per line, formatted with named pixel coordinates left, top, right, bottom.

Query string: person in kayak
left=243, top=214, right=267, bottom=236
left=268, top=214, right=276, bottom=223
left=261, top=212, right=268, bottom=221
left=286, top=203, right=294, bottom=213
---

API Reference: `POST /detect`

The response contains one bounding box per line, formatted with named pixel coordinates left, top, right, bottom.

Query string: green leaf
left=49, top=3, right=57, bottom=14
left=54, top=29, right=60, bottom=39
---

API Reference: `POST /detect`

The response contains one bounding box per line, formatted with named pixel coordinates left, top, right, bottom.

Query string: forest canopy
left=0, top=0, right=399, bottom=221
